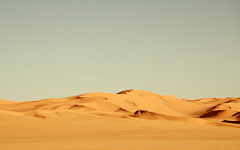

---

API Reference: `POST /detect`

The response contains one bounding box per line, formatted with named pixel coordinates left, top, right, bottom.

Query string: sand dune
left=0, top=99, right=17, bottom=104
left=0, top=89, right=240, bottom=150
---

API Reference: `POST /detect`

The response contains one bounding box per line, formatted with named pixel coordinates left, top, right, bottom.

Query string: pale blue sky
left=1, top=0, right=240, bottom=102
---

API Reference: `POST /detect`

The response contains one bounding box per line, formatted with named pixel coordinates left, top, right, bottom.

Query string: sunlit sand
left=0, top=89, right=239, bottom=150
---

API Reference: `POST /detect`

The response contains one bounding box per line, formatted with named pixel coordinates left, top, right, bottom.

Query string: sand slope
left=0, top=89, right=240, bottom=150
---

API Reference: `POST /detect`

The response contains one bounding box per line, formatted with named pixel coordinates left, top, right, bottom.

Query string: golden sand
left=0, top=90, right=239, bottom=150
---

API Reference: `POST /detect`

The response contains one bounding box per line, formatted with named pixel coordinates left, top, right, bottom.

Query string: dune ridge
left=1, top=90, right=240, bottom=150
left=1, top=89, right=239, bottom=126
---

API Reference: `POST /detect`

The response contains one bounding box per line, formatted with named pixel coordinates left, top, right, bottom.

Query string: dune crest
left=0, top=89, right=239, bottom=127
left=0, top=99, right=17, bottom=104
left=1, top=90, right=240, bottom=150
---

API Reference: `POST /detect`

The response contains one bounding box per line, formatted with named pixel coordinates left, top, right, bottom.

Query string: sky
left=1, top=0, right=240, bottom=102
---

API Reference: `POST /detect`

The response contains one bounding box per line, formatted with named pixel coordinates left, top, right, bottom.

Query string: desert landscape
left=0, top=89, right=239, bottom=150
left=1, top=0, right=240, bottom=149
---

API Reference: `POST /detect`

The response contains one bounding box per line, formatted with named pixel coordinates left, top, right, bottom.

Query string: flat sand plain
left=0, top=90, right=239, bottom=150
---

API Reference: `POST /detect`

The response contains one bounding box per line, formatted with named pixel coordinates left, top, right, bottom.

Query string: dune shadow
left=134, top=110, right=147, bottom=114
left=222, top=120, right=240, bottom=124
left=200, top=110, right=222, bottom=118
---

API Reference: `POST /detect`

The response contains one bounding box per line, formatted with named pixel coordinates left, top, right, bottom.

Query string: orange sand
left=0, top=89, right=239, bottom=150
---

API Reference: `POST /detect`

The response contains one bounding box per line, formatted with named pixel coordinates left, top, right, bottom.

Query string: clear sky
left=1, top=0, right=240, bottom=102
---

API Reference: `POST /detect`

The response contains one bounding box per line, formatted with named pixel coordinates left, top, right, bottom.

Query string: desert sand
left=0, top=89, right=240, bottom=150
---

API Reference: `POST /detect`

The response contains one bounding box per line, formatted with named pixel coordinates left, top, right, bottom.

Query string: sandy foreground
left=0, top=89, right=240, bottom=150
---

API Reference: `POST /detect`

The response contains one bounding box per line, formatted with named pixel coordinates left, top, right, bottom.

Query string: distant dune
left=1, top=89, right=240, bottom=150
